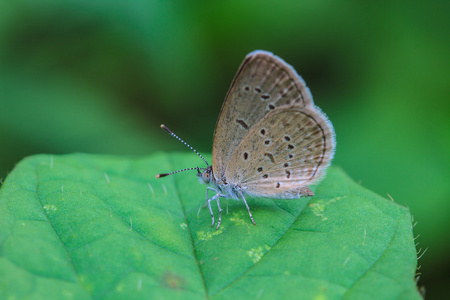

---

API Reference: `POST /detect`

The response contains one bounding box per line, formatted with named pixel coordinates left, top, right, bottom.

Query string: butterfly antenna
left=156, top=167, right=199, bottom=178
left=159, top=124, right=209, bottom=166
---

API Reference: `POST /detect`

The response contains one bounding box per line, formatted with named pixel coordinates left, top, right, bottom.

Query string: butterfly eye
left=202, top=171, right=211, bottom=183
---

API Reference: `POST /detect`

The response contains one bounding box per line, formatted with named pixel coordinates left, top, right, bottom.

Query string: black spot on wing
left=264, top=152, right=275, bottom=163
left=236, top=119, right=249, bottom=130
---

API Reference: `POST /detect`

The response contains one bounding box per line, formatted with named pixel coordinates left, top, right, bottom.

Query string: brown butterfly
left=157, top=50, right=335, bottom=229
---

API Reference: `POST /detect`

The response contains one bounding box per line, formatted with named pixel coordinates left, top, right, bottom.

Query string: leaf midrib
left=170, top=156, right=210, bottom=300
left=207, top=198, right=309, bottom=297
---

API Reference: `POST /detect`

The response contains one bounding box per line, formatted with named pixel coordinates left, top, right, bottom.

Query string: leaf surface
left=0, top=153, right=421, bottom=299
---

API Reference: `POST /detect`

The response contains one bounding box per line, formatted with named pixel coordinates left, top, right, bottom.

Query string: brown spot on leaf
left=162, top=271, right=184, bottom=290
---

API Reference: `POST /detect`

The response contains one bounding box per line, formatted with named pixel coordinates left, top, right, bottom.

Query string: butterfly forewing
left=212, top=51, right=314, bottom=181
left=225, top=105, right=335, bottom=198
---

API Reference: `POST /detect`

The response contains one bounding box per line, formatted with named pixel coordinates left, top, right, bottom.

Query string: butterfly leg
left=204, top=187, right=216, bottom=208
left=206, top=193, right=222, bottom=227
left=206, top=195, right=216, bottom=227
left=239, top=191, right=256, bottom=225
left=215, top=196, right=223, bottom=230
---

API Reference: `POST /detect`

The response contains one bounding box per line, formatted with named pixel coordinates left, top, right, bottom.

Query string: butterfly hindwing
left=225, top=104, right=335, bottom=198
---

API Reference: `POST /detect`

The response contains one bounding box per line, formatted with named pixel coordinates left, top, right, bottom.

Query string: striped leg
left=204, top=187, right=216, bottom=208
left=239, top=191, right=256, bottom=225
left=215, top=196, right=223, bottom=230
left=206, top=193, right=221, bottom=227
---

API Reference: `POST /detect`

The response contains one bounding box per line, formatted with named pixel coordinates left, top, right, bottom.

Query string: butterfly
left=157, top=50, right=336, bottom=229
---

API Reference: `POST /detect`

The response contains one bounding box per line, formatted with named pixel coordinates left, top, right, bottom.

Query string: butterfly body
left=158, top=50, right=335, bottom=229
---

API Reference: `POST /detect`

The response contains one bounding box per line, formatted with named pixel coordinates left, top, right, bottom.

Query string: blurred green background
left=0, top=0, right=448, bottom=298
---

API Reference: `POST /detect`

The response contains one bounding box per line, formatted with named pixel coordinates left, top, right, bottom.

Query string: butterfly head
left=198, top=165, right=213, bottom=184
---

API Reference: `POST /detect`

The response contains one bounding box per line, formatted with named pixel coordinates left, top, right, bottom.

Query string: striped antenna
left=160, top=124, right=209, bottom=166
left=156, top=167, right=199, bottom=178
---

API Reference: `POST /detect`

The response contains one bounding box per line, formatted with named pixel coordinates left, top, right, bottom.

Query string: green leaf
left=0, top=153, right=421, bottom=299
